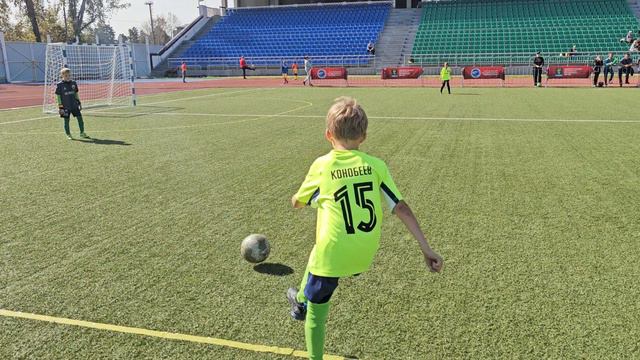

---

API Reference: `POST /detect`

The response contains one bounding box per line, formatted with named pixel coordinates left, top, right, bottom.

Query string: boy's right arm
left=393, top=201, right=443, bottom=273
left=292, top=160, right=320, bottom=209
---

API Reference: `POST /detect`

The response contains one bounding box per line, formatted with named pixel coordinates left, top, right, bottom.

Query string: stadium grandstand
left=151, top=0, right=640, bottom=78
left=411, top=0, right=640, bottom=65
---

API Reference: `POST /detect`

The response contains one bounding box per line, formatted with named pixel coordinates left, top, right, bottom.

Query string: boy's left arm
left=74, top=83, right=82, bottom=110
left=380, top=162, right=443, bottom=273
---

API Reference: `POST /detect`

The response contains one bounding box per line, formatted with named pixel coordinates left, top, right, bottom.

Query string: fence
left=166, top=55, right=377, bottom=76
left=164, top=52, right=640, bottom=87
left=0, top=34, right=162, bottom=83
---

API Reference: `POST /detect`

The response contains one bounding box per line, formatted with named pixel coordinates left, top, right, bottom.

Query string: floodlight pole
left=145, top=1, right=156, bottom=45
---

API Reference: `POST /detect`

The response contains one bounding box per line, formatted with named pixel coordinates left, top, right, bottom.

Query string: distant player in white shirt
left=303, top=56, right=313, bottom=86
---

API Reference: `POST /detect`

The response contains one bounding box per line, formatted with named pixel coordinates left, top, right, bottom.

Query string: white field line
left=83, top=112, right=640, bottom=124
left=0, top=89, right=261, bottom=125
left=0, top=100, right=314, bottom=135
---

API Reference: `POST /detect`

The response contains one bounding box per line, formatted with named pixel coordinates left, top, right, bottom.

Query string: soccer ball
left=241, top=234, right=270, bottom=263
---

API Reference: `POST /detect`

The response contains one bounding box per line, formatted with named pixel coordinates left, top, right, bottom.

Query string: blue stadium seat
left=179, top=3, right=390, bottom=66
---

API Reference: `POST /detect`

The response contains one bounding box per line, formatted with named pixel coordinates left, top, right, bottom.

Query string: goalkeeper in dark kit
left=56, top=68, right=89, bottom=140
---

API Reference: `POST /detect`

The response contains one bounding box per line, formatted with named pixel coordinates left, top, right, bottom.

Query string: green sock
left=297, top=264, right=310, bottom=303
left=305, top=301, right=330, bottom=360
left=77, top=115, right=85, bottom=133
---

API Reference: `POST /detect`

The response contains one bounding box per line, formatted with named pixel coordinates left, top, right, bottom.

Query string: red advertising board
left=547, top=65, right=592, bottom=79
left=462, top=66, right=506, bottom=80
left=310, top=67, right=348, bottom=80
left=381, top=67, right=424, bottom=79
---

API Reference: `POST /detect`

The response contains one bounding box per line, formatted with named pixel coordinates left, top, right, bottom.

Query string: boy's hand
left=291, top=195, right=306, bottom=209
left=58, top=107, right=68, bottom=117
left=423, top=250, right=443, bottom=273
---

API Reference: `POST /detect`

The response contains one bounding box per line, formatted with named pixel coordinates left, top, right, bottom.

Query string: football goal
left=43, top=43, right=136, bottom=113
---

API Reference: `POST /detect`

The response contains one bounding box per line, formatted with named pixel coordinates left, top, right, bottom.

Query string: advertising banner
left=461, top=66, right=506, bottom=80
left=381, top=67, right=424, bottom=79
left=310, top=67, right=348, bottom=80
left=547, top=65, right=592, bottom=79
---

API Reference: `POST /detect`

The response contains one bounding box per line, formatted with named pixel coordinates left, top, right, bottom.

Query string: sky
left=108, top=0, right=227, bottom=36
left=21, top=0, right=228, bottom=37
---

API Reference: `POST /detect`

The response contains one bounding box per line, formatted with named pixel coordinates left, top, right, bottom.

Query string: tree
left=127, top=26, right=141, bottom=43
left=23, top=0, right=42, bottom=42
left=40, top=3, right=68, bottom=42
left=0, top=1, right=35, bottom=41
left=66, top=0, right=129, bottom=41
left=0, top=0, right=10, bottom=33
left=164, top=12, right=180, bottom=38
left=141, top=15, right=170, bottom=45
left=2, top=0, right=43, bottom=42
left=94, top=22, right=115, bottom=43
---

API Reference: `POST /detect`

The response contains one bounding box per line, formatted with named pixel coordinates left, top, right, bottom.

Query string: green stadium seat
left=412, top=0, right=640, bottom=63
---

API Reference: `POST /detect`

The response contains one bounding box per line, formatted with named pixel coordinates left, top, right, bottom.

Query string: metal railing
left=167, top=55, right=377, bottom=70
left=404, top=51, right=640, bottom=67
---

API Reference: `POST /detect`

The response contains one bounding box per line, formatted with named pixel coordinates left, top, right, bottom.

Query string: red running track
left=1, top=76, right=636, bottom=110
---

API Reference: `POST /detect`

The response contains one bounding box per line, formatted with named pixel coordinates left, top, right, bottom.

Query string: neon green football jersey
left=294, top=149, right=403, bottom=277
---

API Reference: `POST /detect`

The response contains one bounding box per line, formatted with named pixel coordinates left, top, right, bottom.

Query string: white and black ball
left=241, top=234, right=270, bottom=263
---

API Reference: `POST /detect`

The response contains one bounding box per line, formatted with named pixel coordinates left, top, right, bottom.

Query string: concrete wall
left=236, top=0, right=272, bottom=7
left=131, top=43, right=163, bottom=78
left=0, top=38, right=162, bottom=82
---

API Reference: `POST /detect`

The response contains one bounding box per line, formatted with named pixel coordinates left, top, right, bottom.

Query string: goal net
left=43, top=43, right=136, bottom=113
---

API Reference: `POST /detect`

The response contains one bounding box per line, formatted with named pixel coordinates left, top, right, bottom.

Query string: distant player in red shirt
left=239, top=56, right=255, bottom=79
left=180, top=62, right=187, bottom=83
left=292, top=62, right=299, bottom=80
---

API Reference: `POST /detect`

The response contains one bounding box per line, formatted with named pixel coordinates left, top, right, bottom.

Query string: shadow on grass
left=75, top=138, right=132, bottom=146
left=253, top=263, right=294, bottom=276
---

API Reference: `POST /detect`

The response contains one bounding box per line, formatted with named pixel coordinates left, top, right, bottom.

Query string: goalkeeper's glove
left=77, top=100, right=82, bottom=111
left=58, top=106, right=69, bottom=118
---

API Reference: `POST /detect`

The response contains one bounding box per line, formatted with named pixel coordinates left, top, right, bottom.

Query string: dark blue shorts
left=303, top=273, right=339, bottom=304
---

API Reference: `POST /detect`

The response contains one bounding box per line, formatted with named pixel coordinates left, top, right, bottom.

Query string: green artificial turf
left=1, top=87, right=639, bottom=359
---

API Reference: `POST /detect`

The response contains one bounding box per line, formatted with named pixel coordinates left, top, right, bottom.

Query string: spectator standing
left=593, top=55, right=603, bottom=87
left=303, top=56, right=313, bottom=86
left=180, top=61, right=187, bottom=83
left=532, top=51, right=544, bottom=87
left=603, top=52, right=617, bottom=86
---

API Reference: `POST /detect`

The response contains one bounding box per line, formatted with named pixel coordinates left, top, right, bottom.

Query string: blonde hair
left=60, top=68, right=71, bottom=76
left=326, top=97, right=368, bottom=141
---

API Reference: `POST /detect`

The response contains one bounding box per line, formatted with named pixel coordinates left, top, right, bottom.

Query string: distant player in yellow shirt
left=440, top=62, right=451, bottom=94
left=287, top=97, right=443, bottom=359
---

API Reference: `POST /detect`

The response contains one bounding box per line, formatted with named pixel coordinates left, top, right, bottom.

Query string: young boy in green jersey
left=287, top=97, right=443, bottom=359
left=56, top=68, right=89, bottom=140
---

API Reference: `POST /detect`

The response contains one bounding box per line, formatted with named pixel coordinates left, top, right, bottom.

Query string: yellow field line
left=0, top=309, right=345, bottom=360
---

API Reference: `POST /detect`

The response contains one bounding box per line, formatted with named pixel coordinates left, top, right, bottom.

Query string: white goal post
left=43, top=43, right=136, bottom=113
